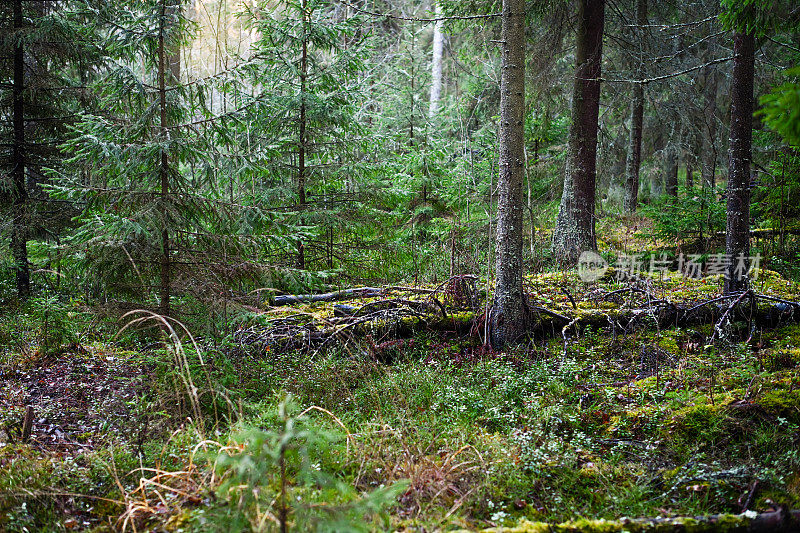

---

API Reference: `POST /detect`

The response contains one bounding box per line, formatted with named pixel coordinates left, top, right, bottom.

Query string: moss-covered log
left=237, top=288, right=800, bottom=355
left=480, top=508, right=800, bottom=532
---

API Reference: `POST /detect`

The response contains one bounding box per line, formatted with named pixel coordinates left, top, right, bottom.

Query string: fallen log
left=272, top=287, right=383, bottom=305
left=481, top=508, right=800, bottom=532
left=273, top=278, right=480, bottom=306
left=715, top=228, right=800, bottom=238
left=237, top=287, right=800, bottom=356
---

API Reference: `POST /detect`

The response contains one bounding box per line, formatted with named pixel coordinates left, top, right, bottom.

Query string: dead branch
left=272, top=287, right=384, bottom=305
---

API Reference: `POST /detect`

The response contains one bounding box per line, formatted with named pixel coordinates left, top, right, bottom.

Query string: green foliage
left=208, top=397, right=406, bottom=532
left=758, top=67, right=800, bottom=148
left=750, top=140, right=800, bottom=270
left=720, top=0, right=797, bottom=35
left=234, top=0, right=383, bottom=275
left=639, top=187, right=726, bottom=244
left=29, top=294, right=75, bottom=355
left=53, top=0, right=309, bottom=306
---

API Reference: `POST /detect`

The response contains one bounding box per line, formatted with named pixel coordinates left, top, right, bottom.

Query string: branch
left=600, top=56, right=734, bottom=84
left=335, top=0, right=500, bottom=22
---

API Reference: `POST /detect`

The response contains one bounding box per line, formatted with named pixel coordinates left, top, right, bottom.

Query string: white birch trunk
left=428, top=1, right=444, bottom=119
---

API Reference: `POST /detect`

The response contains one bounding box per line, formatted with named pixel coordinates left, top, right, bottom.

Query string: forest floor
left=2, top=239, right=800, bottom=531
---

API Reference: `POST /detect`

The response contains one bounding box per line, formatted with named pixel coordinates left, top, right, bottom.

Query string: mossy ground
left=1, top=268, right=799, bottom=532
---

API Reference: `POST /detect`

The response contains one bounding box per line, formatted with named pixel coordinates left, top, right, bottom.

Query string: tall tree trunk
left=157, top=0, right=179, bottom=316
left=428, top=1, right=444, bottom=118
left=297, top=0, right=308, bottom=269
left=686, top=161, right=693, bottom=189
left=528, top=138, right=539, bottom=260
left=11, top=0, right=30, bottom=300
left=623, top=0, right=646, bottom=213
left=552, top=0, right=604, bottom=263
left=665, top=147, right=678, bottom=196
left=623, top=82, right=643, bottom=212
left=489, top=0, right=527, bottom=350
left=724, top=32, right=755, bottom=295
left=701, top=67, right=717, bottom=189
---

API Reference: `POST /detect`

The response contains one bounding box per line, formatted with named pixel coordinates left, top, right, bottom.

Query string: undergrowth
left=1, top=273, right=800, bottom=531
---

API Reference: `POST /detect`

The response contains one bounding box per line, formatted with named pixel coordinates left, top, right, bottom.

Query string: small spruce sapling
left=213, top=396, right=406, bottom=532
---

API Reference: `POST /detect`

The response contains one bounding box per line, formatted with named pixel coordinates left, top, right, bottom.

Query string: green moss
left=757, top=389, right=800, bottom=422
left=667, top=402, right=730, bottom=442
left=656, top=331, right=682, bottom=354
left=446, top=311, right=476, bottom=322
left=772, top=324, right=800, bottom=349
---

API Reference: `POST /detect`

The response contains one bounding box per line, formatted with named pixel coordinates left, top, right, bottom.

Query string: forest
left=1, top=0, right=800, bottom=530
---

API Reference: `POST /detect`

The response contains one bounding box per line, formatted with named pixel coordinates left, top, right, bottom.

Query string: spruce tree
left=551, top=0, right=605, bottom=264
left=490, top=0, right=527, bottom=350
left=239, top=0, right=374, bottom=273
left=57, top=0, right=192, bottom=314
left=0, top=0, right=101, bottom=300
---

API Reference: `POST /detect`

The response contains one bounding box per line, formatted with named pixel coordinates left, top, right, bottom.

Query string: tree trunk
left=701, top=67, right=717, bottom=189
left=489, top=0, right=528, bottom=350
left=296, top=0, right=308, bottom=269
left=623, top=82, right=643, bottom=212
left=157, top=0, right=179, bottom=316
left=686, top=161, right=693, bottom=189
left=11, top=0, right=30, bottom=300
left=665, top=147, right=678, bottom=196
left=428, top=1, right=444, bottom=119
left=623, top=0, right=646, bottom=213
left=724, top=32, right=755, bottom=295
left=552, top=0, right=604, bottom=263
left=528, top=138, right=539, bottom=259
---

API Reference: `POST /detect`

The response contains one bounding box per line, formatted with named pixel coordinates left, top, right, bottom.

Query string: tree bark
left=157, top=0, right=180, bottom=316
left=489, top=0, right=528, bottom=350
left=623, top=0, right=646, bottom=213
left=11, top=0, right=30, bottom=300
left=701, top=66, right=717, bottom=189
left=297, top=0, right=308, bottom=269
left=665, top=147, right=678, bottom=196
left=724, top=32, right=755, bottom=295
left=623, top=82, right=643, bottom=212
left=686, top=161, right=694, bottom=189
left=552, top=0, right=604, bottom=264
left=428, top=1, right=444, bottom=118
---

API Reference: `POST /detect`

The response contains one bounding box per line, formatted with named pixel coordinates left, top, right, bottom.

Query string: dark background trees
left=0, top=0, right=100, bottom=300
